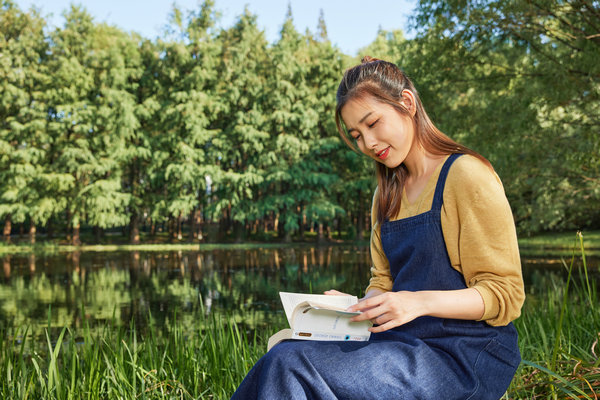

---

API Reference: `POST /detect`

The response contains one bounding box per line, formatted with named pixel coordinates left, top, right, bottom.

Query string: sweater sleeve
left=441, top=155, right=525, bottom=326
left=365, top=187, right=394, bottom=294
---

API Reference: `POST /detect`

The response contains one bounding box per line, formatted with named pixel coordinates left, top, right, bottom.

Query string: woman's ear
left=400, top=89, right=417, bottom=117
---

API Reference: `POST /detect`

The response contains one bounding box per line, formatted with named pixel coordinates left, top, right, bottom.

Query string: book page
left=292, top=305, right=372, bottom=340
left=279, top=292, right=359, bottom=327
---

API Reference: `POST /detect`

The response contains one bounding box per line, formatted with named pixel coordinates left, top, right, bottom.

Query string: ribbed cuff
left=473, top=285, right=499, bottom=321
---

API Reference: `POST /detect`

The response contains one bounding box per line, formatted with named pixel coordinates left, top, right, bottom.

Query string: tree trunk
left=3, top=215, right=11, bottom=243
left=94, top=226, right=103, bottom=243
left=176, top=213, right=182, bottom=240
left=72, top=221, right=81, bottom=246
left=168, top=217, right=174, bottom=243
left=66, top=210, right=72, bottom=242
left=317, top=223, right=325, bottom=244
left=130, top=213, right=140, bottom=244
left=150, top=219, right=156, bottom=237
left=46, top=219, right=54, bottom=240
left=277, top=214, right=285, bottom=239
left=298, top=203, right=305, bottom=239
left=218, top=208, right=230, bottom=241
left=29, top=222, right=36, bottom=245
left=233, top=220, right=244, bottom=243
left=283, top=229, right=292, bottom=243
left=129, top=162, right=140, bottom=244
left=189, top=209, right=196, bottom=242
left=3, top=256, right=10, bottom=279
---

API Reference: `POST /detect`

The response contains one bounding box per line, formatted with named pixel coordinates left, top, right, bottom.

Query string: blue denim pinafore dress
left=232, top=154, right=521, bottom=400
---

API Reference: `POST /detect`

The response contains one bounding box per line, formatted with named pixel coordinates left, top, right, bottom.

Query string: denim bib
left=232, top=154, right=522, bottom=400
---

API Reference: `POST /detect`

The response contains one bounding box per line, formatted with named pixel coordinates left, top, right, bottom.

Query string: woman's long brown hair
left=335, top=56, right=491, bottom=225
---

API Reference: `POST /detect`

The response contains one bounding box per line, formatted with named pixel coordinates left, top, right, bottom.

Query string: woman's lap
left=232, top=339, right=479, bottom=400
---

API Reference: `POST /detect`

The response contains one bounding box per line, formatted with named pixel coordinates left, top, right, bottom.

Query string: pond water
left=1, top=245, right=598, bottom=337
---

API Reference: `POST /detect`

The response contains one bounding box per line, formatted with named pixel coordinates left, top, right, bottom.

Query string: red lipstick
left=376, top=147, right=390, bottom=160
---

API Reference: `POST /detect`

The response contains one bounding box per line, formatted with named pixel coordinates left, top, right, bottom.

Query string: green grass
left=519, top=230, right=600, bottom=251
left=1, top=309, right=272, bottom=399
left=510, top=233, right=599, bottom=399
left=1, top=233, right=598, bottom=399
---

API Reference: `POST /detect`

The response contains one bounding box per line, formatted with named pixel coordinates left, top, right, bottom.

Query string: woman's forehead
left=341, top=95, right=390, bottom=118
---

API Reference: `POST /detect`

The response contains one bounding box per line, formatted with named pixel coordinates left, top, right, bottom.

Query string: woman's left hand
left=347, top=288, right=485, bottom=333
left=347, top=291, right=427, bottom=333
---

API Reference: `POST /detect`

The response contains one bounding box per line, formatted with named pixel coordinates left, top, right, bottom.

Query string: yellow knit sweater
left=367, top=154, right=525, bottom=326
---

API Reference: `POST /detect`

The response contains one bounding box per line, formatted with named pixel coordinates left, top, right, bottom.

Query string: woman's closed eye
left=348, top=130, right=361, bottom=140
left=368, top=119, right=379, bottom=128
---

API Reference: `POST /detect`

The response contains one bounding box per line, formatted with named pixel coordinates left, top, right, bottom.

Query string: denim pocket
left=483, top=338, right=521, bottom=368
left=467, top=339, right=521, bottom=400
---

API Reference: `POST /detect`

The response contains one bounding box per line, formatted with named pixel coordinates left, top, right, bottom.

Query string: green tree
left=261, top=7, right=315, bottom=242
left=126, top=37, right=161, bottom=243
left=407, top=0, right=600, bottom=233
left=46, top=6, right=133, bottom=244
left=0, top=1, right=63, bottom=243
left=358, top=28, right=405, bottom=61
left=210, top=7, right=270, bottom=241
left=301, top=20, right=351, bottom=242
left=151, top=1, right=222, bottom=242
left=84, top=24, right=141, bottom=239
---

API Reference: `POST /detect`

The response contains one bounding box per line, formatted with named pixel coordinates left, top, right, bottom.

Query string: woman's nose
left=363, top=131, right=377, bottom=149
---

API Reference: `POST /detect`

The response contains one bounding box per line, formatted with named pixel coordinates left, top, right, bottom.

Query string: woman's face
left=340, top=95, right=415, bottom=169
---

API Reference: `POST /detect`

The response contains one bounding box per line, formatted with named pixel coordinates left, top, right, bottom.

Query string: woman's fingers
left=350, top=291, right=425, bottom=331
left=351, top=303, right=387, bottom=322
left=347, top=293, right=384, bottom=312
left=324, top=289, right=350, bottom=296
left=369, top=320, right=399, bottom=333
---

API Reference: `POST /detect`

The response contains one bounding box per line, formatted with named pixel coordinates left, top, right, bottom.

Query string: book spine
left=292, top=330, right=370, bottom=342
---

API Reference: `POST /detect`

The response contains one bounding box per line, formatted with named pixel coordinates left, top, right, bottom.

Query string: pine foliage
left=0, top=0, right=598, bottom=243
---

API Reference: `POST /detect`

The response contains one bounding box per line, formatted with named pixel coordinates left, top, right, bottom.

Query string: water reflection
left=0, top=246, right=597, bottom=339
left=0, top=246, right=373, bottom=336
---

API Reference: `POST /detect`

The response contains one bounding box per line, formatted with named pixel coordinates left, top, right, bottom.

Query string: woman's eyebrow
left=348, top=111, right=374, bottom=133
left=359, top=111, right=373, bottom=124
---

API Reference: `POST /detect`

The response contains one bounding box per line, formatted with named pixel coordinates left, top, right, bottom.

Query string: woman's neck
left=404, top=146, right=446, bottom=180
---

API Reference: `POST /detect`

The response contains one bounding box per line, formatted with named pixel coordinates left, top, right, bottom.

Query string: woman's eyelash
left=368, top=119, right=379, bottom=128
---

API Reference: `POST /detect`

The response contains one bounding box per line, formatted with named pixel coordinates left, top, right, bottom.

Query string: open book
left=267, top=292, right=372, bottom=351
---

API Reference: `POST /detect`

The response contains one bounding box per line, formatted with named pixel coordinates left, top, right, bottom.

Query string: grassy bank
left=518, top=230, right=600, bottom=257
left=0, top=234, right=361, bottom=255
left=1, top=230, right=599, bottom=256
left=0, top=241, right=314, bottom=255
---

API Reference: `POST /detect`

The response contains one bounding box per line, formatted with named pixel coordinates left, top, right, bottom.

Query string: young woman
left=231, top=57, right=525, bottom=400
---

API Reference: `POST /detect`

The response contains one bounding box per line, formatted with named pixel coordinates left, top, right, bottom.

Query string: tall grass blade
left=578, top=232, right=594, bottom=310
left=520, top=359, right=594, bottom=400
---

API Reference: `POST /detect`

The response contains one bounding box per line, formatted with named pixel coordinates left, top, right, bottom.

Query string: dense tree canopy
left=0, top=0, right=598, bottom=244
